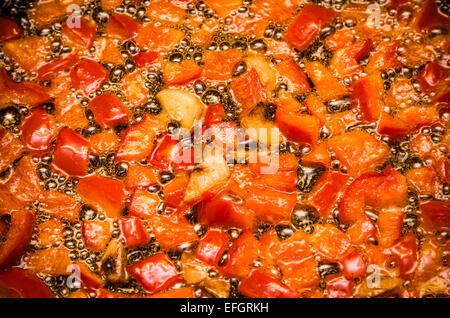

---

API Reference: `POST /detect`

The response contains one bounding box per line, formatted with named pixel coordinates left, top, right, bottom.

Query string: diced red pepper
left=204, top=104, right=226, bottom=125
left=377, top=112, right=410, bottom=140
left=197, top=198, right=255, bottom=229
left=202, top=49, right=243, bottom=81
left=0, top=68, right=51, bottom=107
left=244, top=183, right=297, bottom=224
left=0, top=157, right=43, bottom=214
left=195, top=229, right=229, bottom=267
left=397, top=106, right=440, bottom=131
left=146, top=213, right=197, bottom=250
left=275, top=97, right=320, bottom=146
left=338, top=248, right=366, bottom=279
left=70, top=58, right=108, bottom=96
left=20, top=108, right=57, bottom=156
left=257, top=170, right=298, bottom=192
left=163, top=60, right=203, bottom=86
left=324, top=29, right=354, bottom=51
left=205, top=121, right=239, bottom=152
left=327, top=130, right=390, bottom=177
left=37, top=54, right=79, bottom=80
left=119, top=216, right=151, bottom=248
left=203, top=0, right=241, bottom=17
left=305, top=170, right=348, bottom=217
left=89, top=129, right=119, bottom=155
left=284, top=3, right=337, bottom=51
left=340, top=166, right=407, bottom=224
left=230, top=68, right=267, bottom=117
left=133, top=51, right=159, bottom=68
left=420, top=200, right=450, bottom=232
left=238, top=269, right=299, bottom=298
left=304, top=61, right=348, bottom=101
left=391, top=234, right=418, bottom=279
left=116, top=114, right=166, bottom=162
left=128, top=189, right=159, bottom=219
left=0, top=128, right=23, bottom=172
left=148, top=133, right=195, bottom=172
left=346, top=215, right=376, bottom=245
left=77, top=175, right=126, bottom=218
left=366, top=41, right=402, bottom=73
left=126, top=165, right=159, bottom=190
left=75, top=261, right=104, bottom=289
left=418, top=62, right=450, bottom=92
left=134, top=23, right=184, bottom=52
left=415, top=0, right=450, bottom=31
left=276, top=58, right=311, bottom=94
left=219, top=230, right=259, bottom=279
left=325, top=274, right=352, bottom=298
left=0, top=210, right=36, bottom=269
left=0, top=268, right=54, bottom=298
left=106, top=13, right=141, bottom=40
left=352, top=73, right=384, bottom=122
left=406, top=166, right=441, bottom=196
left=128, top=253, right=182, bottom=295
left=62, top=18, right=97, bottom=48
left=330, top=40, right=373, bottom=77
left=82, top=220, right=113, bottom=251
left=377, top=207, right=404, bottom=247
left=52, top=128, right=89, bottom=177
left=89, top=93, right=129, bottom=128
left=309, top=224, right=352, bottom=262
left=0, top=17, right=23, bottom=42
left=163, top=174, right=189, bottom=208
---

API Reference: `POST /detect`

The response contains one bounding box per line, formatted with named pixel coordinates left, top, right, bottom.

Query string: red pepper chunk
left=275, top=97, right=320, bottom=146
left=203, top=49, right=243, bottom=81
left=197, top=198, right=255, bottom=229
left=163, top=174, right=189, bottom=208
left=195, top=229, right=229, bottom=267
left=0, top=268, right=54, bottom=298
left=244, top=183, right=297, bottom=224
left=330, top=40, right=373, bottom=77
left=37, top=54, right=79, bottom=80
left=306, top=170, right=348, bottom=217
left=62, top=18, right=97, bottom=48
left=0, top=68, right=51, bottom=107
left=70, top=58, right=108, bottom=96
left=325, top=274, right=352, bottom=298
left=133, top=51, right=159, bottom=68
left=0, top=210, right=36, bottom=270
left=417, top=62, right=450, bottom=92
left=89, top=93, right=129, bottom=128
left=338, top=248, right=366, bottom=279
left=238, top=269, right=299, bottom=298
left=125, top=165, right=159, bottom=190
left=230, top=68, right=267, bottom=117
left=340, top=166, right=407, bottom=224
left=204, top=104, right=226, bottom=124
left=20, top=108, right=57, bottom=156
left=119, top=216, right=151, bottom=248
left=366, top=41, right=402, bottom=73
left=128, top=190, right=160, bottom=219
left=53, top=128, right=89, bottom=177
left=163, top=60, right=203, bottom=85
left=148, top=133, right=196, bottom=172
left=128, top=253, right=182, bottom=295
left=219, top=230, right=259, bottom=279
left=346, top=215, right=376, bottom=245
left=276, top=58, right=311, bottom=94
left=116, top=114, right=166, bottom=162
left=309, top=224, right=352, bottom=262
left=77, top=175, right=126, bottom=218
left=284, top=4, right=337, bottom=51
left=106, top=13, right=141, bottom=40
left=352, top=73, right=384, bottom=122
left=0, top=17, right=23, bottom=42
left=420, top=200, right=450, bottom=232
left=377, top=112, right=410, bottom=140
left=82, top=220, right=113, bottom=252
left=0, top=128, right=23, bottom=172
left=391, top=234, right=418, bottom=279
left=415, top=0, right=450, bottom=31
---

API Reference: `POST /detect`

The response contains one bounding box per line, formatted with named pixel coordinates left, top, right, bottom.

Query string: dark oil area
left=0, top=0, right=448, bottom=298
